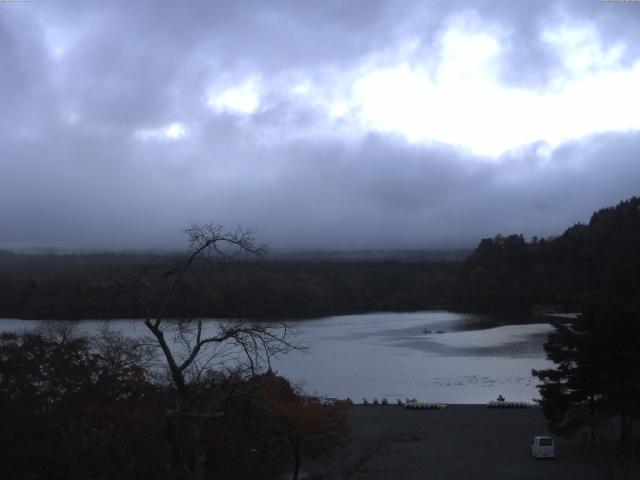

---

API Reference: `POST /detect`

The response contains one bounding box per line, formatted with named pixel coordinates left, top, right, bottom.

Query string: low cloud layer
left=1, top=0, right=639, bottom=250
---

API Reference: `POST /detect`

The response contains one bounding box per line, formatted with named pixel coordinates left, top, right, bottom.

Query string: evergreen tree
left=533, top=302, right=640, bottom=445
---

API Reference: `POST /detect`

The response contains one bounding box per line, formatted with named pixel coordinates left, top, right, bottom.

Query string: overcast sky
left=2, top=0, right=640, bottom=250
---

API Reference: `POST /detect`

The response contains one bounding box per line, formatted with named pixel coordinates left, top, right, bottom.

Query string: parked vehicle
left=530, top=435, right=555, bottom=458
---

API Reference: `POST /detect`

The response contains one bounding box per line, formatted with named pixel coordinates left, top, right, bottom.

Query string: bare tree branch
left=113, top=224, right=299, bottom=414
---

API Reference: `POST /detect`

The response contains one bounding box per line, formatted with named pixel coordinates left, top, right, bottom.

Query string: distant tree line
left=2, top=196, right=639, bottom=320
left=0, top=254, right=458, bottom=320
left=454, top=197, right=640, bottom=311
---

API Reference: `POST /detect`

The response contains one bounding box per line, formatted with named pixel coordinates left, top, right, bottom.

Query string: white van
left=530, top=435, right=555, bottom=458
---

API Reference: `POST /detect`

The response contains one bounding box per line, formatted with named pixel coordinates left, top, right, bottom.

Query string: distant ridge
left=0, top=247, right=471, bottom=263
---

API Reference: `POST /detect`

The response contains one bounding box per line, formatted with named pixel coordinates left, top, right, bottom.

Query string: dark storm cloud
left=248, top=132, right=640, bottom=249
left=1, top=0, right=639, bottom=249
left=3, top=122, right=638, bottom=249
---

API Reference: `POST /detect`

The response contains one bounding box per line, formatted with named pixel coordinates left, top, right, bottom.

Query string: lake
left=0, top=310, right=555, bottom=404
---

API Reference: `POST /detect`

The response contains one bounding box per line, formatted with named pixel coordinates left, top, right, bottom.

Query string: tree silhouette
left=114, top=224, right=303, bottom=479
left=533, top=302, right=640, bottom=446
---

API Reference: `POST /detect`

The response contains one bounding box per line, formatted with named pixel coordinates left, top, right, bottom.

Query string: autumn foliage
left=254, top=373, right=350, bottom=479
left=0, top=332, right=349, bottom=480
left=200, top=373, right=349, bottom=479
left=0, top=330, right=169, bottom=480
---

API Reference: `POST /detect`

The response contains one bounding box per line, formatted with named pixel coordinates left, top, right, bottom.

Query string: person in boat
left=497, top=394, right=505, bottom=402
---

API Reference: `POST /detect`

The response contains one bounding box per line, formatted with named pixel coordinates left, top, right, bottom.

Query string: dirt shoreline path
left=334, top=405, right=597, bottom=480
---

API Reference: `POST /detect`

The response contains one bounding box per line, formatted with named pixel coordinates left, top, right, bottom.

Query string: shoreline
left=0, top=305, right=540, bottom=323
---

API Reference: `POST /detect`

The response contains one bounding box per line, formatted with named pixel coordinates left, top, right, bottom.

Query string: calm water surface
left=0, top=311, right=554, bottom=404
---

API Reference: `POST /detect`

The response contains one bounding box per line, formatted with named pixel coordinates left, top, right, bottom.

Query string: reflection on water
left=390, top=324, right=552, bottom=357
left=0, top=311, right=555, bottom=404
left=270, top=311, right=554, bottom=404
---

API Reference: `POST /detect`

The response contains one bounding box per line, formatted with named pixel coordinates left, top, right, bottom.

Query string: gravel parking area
left=337, top=405, right=598, bottom=480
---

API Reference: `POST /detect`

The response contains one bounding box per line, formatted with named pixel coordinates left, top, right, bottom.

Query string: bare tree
left=114, top=224, right=301, bottom=410
left=113, top=224, right=305, bottom=480
left=36, top=319, right=79, bottom=347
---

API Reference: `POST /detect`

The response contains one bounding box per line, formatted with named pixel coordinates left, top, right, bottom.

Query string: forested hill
left=454, top=196, right=640, bottom=310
